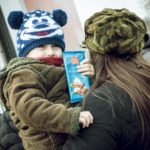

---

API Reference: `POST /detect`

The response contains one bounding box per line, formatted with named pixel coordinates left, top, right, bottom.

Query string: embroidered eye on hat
left=8, top=9, right=67, bottom=57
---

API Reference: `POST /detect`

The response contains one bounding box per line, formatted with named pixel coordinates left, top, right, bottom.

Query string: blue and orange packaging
left=63, top=51, right=90, bottom=103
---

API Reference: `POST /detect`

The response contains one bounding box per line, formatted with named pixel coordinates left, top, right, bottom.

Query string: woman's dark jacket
left=0, top=110, right=24, bottom=150
left=63, top=82, right=149, bottom=150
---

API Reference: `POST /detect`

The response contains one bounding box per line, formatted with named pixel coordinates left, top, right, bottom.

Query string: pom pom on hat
left=52, top=9, right=67, bottom=26
left=7, top=11, right=24, bottom=29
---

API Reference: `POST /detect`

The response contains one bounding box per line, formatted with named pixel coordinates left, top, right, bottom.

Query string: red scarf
left=35, top=56, right=63, bottom=66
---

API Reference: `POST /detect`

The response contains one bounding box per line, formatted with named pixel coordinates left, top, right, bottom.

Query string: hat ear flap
left=52, top=9, right=67, bottom=27
left=7, top=11, right=24, bottom=29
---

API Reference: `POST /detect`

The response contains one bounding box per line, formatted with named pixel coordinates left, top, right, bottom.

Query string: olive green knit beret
left=84, top=8, right=147, bottom=56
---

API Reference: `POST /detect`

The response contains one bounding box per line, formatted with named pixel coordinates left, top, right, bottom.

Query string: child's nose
left=46, top=46, right=54, bottom=56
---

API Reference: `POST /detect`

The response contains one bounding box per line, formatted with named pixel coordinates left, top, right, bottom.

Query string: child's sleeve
left=3, top=68, right=80, bottom=135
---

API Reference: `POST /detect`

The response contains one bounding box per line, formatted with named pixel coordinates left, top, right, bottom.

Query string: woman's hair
left=90, top=51, right=150, bottom=142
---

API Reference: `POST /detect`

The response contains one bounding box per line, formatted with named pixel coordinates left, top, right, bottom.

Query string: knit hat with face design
left=8, top=9, right=67, bottom=57
left=83, top=8, right=147, bottom=56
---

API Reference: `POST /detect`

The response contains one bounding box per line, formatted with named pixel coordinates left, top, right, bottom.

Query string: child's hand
left=77, top=59, right=94, bottom=76
left=79, top=111, right=93, bottom=128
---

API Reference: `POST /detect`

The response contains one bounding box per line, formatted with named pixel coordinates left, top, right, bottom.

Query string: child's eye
left=53, top=47, right=59, bottom=51
left=52, top=46, right=61, bottom=51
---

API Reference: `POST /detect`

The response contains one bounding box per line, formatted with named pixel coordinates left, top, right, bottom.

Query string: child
left=0, top=9, right=93, bottom=150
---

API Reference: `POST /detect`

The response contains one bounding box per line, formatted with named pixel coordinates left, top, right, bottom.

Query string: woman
left=63, top=8, right=150, bottom=150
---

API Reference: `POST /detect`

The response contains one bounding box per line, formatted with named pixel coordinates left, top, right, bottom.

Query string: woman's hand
left=77, top=59, right=94, bottom=76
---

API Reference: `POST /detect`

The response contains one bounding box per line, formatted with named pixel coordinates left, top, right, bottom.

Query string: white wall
left=73, top=0, right=147, bottom=29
